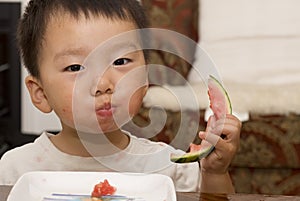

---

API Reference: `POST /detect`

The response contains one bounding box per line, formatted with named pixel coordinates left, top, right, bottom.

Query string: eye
left=65, top=64, right=85, bottom=72
left=113, top=58, right=131, bottom=66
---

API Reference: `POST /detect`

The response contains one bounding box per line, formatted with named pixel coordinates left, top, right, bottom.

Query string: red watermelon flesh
left=208, top=75, right=232, bottom=119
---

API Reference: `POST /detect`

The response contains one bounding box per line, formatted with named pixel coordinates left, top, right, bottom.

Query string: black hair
left=17, top=0, right=149, bottom=78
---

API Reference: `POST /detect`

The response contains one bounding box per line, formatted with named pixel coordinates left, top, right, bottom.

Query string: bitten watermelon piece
left=171, top=75, right=232, bottom=163
left=91, top=179, right=116, bottom=198
left=208, top=75, right=232, bottom=119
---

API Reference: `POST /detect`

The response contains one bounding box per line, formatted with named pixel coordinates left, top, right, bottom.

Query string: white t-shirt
left=0, top=131, right=200, bottom=192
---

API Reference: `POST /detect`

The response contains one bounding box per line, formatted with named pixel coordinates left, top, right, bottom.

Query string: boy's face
left=27, top=13, right=148, bottom=134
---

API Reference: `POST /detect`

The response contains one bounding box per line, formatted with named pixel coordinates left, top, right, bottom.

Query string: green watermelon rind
left=170, top=75, right=232, bottom=163
left=171, top=146, right=215, bottom=163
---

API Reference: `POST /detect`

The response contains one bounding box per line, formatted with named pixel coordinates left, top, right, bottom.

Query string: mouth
left=95, top=103, right=115, bottom=118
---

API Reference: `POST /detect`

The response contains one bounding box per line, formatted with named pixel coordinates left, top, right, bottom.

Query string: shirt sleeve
left=173, top=162, right=201, bottom=192
left=0, top=150, right=22, bottom=185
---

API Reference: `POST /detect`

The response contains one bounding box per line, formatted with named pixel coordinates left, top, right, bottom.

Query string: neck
left=50, top=127, right=130, bottom=157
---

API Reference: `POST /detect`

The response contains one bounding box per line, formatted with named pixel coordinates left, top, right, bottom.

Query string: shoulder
left=0, top=134, right=46, bottom=169
left=0, top=132, right=53, bottom=169
left=0, top=132, right=51, bottom=161
left=0, top=132, right=54, bottom=185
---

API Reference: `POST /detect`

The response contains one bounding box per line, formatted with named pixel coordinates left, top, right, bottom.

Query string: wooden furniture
left=2, top=185, right=300, bottom=201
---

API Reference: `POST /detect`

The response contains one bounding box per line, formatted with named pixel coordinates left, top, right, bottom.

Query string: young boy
left=0, top=0, right=241, bottom=194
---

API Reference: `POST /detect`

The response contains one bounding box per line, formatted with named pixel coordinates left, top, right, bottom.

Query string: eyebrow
left=103, top=40, right=141, bottom=53
left=53, top=40, right=141, bottom=63
left=54, top=47, right=88, bottom=62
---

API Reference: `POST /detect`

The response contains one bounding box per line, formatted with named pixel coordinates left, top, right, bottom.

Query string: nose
left=92, top=70, right=114, bottom=96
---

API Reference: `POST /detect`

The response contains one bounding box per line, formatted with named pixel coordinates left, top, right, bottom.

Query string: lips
left=95, top=103, right=115, bottom=118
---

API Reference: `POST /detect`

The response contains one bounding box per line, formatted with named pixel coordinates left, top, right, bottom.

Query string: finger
left=200, top=115, right=226, bottom=147
left=205, top=116, right=223, bottom=138
left=215, top=115, right=241, bottom=141
left=209, top=114, right=241, bottom=138
left=213, top=129, right=240, bottom=156
left=200, top=129, right=232, bottom=153
left=201, top=114, right=241, bottom=149
left=209, top=114, right=241, bottom=129
left=199, top=131, right=220, bottom=147
left=224, top=114, right=242, bottom=130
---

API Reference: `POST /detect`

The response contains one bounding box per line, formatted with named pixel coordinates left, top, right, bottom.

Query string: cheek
left=57, top=104, right=73, bottom=118
left=50, top=94, right=75, bottom=124
left=128, top=88, right=145, bottom=116
left=61, top=105, right=73, bottom=117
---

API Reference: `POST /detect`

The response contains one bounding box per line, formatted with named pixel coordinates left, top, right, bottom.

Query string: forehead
left=38, top=11, right=141, bottom=65
left=44, top=10, right=139, bottom=42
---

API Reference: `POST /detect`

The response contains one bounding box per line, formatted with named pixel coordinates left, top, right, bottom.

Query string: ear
left=25, top=75, right=53, bottom=113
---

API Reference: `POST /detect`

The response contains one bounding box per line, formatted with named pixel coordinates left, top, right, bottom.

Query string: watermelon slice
left=208, top=75, right=232, bottom=119
left=171, top=75, right=232, bottom=163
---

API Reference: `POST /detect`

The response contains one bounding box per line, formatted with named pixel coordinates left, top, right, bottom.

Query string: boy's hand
left=199, top=114, right=241, bottom=193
